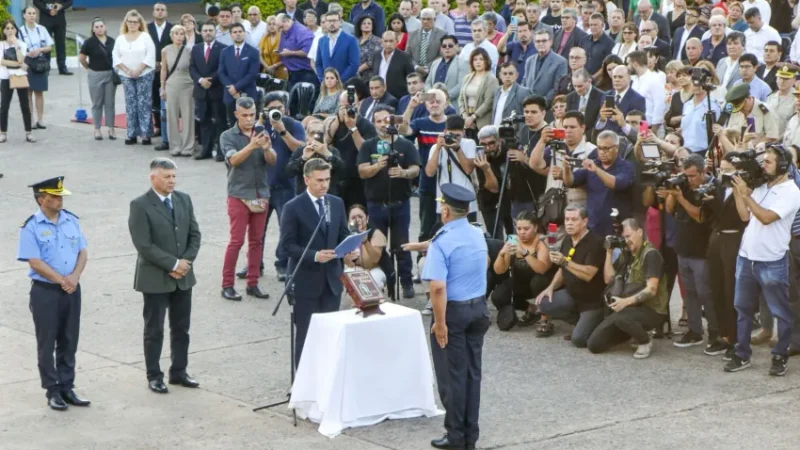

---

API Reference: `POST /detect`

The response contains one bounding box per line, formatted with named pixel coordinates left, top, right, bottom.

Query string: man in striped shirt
left=453, top=0, right=481, bottom=46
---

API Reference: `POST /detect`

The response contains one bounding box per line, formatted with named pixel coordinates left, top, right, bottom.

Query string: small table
left=289, top=303, right=443, bottom=438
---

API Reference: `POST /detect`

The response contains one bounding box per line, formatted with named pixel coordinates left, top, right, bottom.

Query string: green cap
left=725, top=83, right=751, bottom=112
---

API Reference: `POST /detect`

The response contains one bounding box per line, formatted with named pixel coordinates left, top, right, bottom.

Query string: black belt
left=447, top=296, right=486, bottom=306
left=31, top=279, right=63, bottom=291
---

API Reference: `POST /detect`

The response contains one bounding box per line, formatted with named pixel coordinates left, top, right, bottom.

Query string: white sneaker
left=421, top=300, right=433, bottom=315
left=633, top=341, right=652, bottom=359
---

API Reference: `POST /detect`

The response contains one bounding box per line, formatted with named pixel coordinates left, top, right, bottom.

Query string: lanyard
left=21, top=25, right=44, bottom=49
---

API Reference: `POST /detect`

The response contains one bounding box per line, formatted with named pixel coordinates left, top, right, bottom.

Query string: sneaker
left=276, top=266, right=287, bottom=282
left=402, top=284, right=416, bottom=299
left=724, top=354, right=752, bottom=372
left=723, top=347, right=735, bottom=361
left=704, top=340, right=729, bottom=356
left=633, top=341, right=652, bottom=359
left=769, top=354, right=788, bottom=376
left=673, top=330, right=704, bottom=348
left=421, top=300, right=433, bottom=315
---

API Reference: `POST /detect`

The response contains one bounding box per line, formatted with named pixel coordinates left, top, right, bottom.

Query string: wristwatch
left=278, top=130, right=287, bottom=136
left=349, top=126, right=358, bottom=133
left=521, top=249, right=530, bottom=257
left=561, top=260, right=569, bottom=269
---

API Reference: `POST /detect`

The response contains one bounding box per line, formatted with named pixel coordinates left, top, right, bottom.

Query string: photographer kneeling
left=492, top=211, right=555, bottom=330
left=586, top=218, right=669, bottom=359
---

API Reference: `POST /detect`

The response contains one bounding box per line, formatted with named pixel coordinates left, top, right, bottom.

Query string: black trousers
left=491, top=275, right=550, bottom=311
left=479, top=206, right=513, bottom=240
left=196, top=96, right=226, bottom=158
left=293, top=284, right=340, bottom=368
left=30, top=281, right=81, bottom=398
left=419, top=193, right=438, bottom=242
left=0, top=80, right=31, bottom=132
left=707, top=231, right=742, bottom=344
left=430, top=298, right=490, bottom=447
left=587, top=306, right=665, bottom=353
left=151, top=70, right=162, bottom=129
left=142, top=288, right=192, bottom=381
left=338, top=177, right=367, bottom=210
left=43, top=20, right=67, bottom=72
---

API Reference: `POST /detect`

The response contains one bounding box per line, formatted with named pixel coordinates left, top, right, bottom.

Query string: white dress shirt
left=328, top=30, right=342, bottom=56
left=493, top=86, right=512, bottom=126
left=678, top=25, right=696, bottom=58
left=745, top=24, right=782, bottom=63
left=459, top=40, right=499, bottom=73
left=742, top=0, right=772, bottom=25
left=249, top=21, right=268, bottom=45
left=379, top=50, right=395, bottom=81
left=154, top=21, right=166, bottom=42
left=631, top=69, right=666, bottom=126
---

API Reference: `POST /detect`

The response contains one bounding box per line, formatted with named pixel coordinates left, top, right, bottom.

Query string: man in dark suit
left=640, top=21, right=672, bottom=60
left=672, top=7, right=704, bottom=61
left=566, top=69, right=604, bottom=141
left=128, top=157, right=202, bottom=394
left=596, top=65, right=646, bottom=135
left=219, top=23, right=260, bottom=127
left=370, top=31, right=416, bottom=100
left=552, top=8, right=586, bottom=58
left=633, top=0, right=670, bottom=43
left=492, top=62, right=531, bottom=125
left=298, top=0, right=329, bottom=17
left=278, top=158, right=353, bottom=367
left=190, top=21, right=227, bottom=161
left=32, top=0, right=72, bottom=75
left=147, top=3, right=173, bottom=144
left=360, top=76, right=398, bottom=121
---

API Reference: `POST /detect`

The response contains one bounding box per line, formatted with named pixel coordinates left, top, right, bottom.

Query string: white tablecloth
left=289, top=303, right=443, bottom=438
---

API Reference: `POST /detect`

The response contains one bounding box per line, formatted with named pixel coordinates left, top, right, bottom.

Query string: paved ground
left=3, top=14, right=800, bottom=449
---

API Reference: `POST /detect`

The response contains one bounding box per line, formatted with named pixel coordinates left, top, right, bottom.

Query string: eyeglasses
left=441, top=43, right=455, bottom=48
left=248, top=13, right=259, bottom=16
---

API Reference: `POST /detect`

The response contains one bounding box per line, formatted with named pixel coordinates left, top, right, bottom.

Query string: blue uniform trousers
left=430, top=297, right=490, bottom=447
left=30, top=281, right=81, bottom=398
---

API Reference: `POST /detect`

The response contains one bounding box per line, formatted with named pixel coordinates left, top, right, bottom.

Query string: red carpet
left=72, top=113, right=127, bottom=129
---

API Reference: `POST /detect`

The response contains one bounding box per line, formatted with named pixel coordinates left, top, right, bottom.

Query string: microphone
left=324, top=196, right=331, bottom=224
left=717, top=103, right=733, bottom=126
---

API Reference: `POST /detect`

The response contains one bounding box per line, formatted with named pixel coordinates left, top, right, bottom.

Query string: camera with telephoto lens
left=604, top=208, right=626, bottom=250
left=721, top=149, right=767, bottom=188
left=640, top=159, right=677, bottom=188
left=692, top=180, right=718, bottom=203
left=265, top=109, right=282, bottom=122
left=663, top=173, right=688, bottom=191
left=346, top=85, right=358, bottom=118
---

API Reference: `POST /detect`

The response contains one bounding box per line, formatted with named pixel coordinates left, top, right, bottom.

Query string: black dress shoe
left=246, top=285, right=270, bottom=299
left=48, top=393, right=68, bottom=411
left=148, top=380, right=169, bottom=394
left=431, top=434, right=465, bottom=450
left=222, top=287, right=242, bottom=301
left=402, top=284, right=416, bottom=299
left=194, top=154, right=212, bottom=160
left=168, top=374, right=200, bottom=388
left=236, top=266, right=247, bottom=279
left=154, top=142, right=170, bottom=151
left=125, top=137, right=137, bottom=145
left=62, top=390, right=91, bottom=406
left=215, top=154, right=225, bottom=162
left=59, top=70, right=74, bottom=76
left=276, top=266, right=287, bottom=282
left=141, top=138, right=152, bottom=145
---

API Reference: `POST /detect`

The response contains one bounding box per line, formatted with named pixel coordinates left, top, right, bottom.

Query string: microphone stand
left=252, top=204, right=328, bottom=425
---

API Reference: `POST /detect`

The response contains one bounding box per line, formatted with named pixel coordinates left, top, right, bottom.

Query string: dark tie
left=235, top=47, right=240, bottom=60
left=616, top=94, right=622, bottom=106
left=316, top=198, right=324, bottom=217
left=164, top=197, right=173, bottom=211
left=205, top=45, right=210, bottom=63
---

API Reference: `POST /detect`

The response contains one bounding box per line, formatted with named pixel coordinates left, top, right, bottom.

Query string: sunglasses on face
left=441, top=43, right=455, bottom=48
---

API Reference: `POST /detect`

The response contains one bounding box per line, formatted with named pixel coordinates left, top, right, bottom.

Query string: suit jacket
left=315, top=32, right=360, bottom=82
left=278, top=193, right=349, bottom=299
left=522, top=51, right=568, bottom=104
left=552, top=27, right=587, bottom=58
left=407, top=27, right=446, bottom=67
left=128, top=189, right=202, bottom=294
left=602, top=88, right=647, bottom=134
left=672, top=26, right=703, bottom=60
left=634, top=12, right=671, bottom=43
left=147, top=21, right=174, bottom=63
left=493, top=84, right=531, bottom=123
left=33, top=0, right=71, bottom=26
left=716, top=57, right=742, bottom=89
left=189, top=41, right=224, bottom=100
left=654, top=38, right=672, bottom=60
left=567, top=86, right=605, bottom=140
left=756, top=65, right=778, bottom=91
left=458, top=72, right=500, bottom=130
left=218, top=43, right=260, bottom=104
left=359, top=92, right=399, bottom=120
left=370, top=49, right=415, bottom=99
left=424, top=56, right=469, bottom=109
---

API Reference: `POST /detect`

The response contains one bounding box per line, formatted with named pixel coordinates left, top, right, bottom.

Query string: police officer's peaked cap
left=726, top=83, right=751, bottom=112
left=29, top=176, right=71, bottom=196
left=440, top=183, right=475, bottom=209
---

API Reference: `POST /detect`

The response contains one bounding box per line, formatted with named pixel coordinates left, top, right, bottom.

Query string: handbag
left=24, top=54, right=49, bottom=74
left=10, top=74, right=29, bottom=89
left=241, top=163, right=268, bottom=213
left=537, top=187, right=567, bottom=226
left=3, top=45, right=20, bottom=68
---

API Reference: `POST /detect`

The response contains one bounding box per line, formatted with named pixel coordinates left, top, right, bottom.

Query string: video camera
left=346, top=85, right=358, bottom=119
left=604, top=208, right=626, bottom=250
left=498, top=111, right=524, bottom=149
left=690, top=67, right=715, bottom=91
left=722, top=149, right=767, bottom=188
left=641, top=160, right=677, bottom=188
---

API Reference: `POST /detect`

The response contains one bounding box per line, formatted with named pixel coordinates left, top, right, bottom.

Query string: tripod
left=383, top=130, right=402, bottom=302
left=252, top=204, right=328, bottom=424
left=492, top=151, right=511, bottom=239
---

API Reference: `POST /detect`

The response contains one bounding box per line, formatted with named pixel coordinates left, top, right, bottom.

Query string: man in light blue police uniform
left=17, top=176, right=90, bottom=411
left=423, top=183, right=490, bottom=450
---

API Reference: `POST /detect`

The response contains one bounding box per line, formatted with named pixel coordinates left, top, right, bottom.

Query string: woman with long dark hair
left=387, top=13, right=409, bottom=51
left=79, top=17, right=117, bottom=140
left=355, top=15, right=382, bottom=79
left=595, top=55, right=622, bottom=92
left=0, top=19, right=33, bottom=143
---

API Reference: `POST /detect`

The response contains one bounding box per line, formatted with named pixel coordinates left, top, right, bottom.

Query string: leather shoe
left=148, top=380, right=169, bottom=394
left=222, top=287, right=242, bottom=301
left=194, top=154, right=212, bottom=160
left=236, top=266, right=264, bottom=279
left=402, top=284, right=416, bottom=299
left=141, top=138, right=152, bottom=145
left=431, top=434, right=465, bottom=449
left=154, top=142, right=170, bottom=151
left=276, top=266, right=287, bottom=282
left=62, top=390, right=91, bottom=406
left=168, top=374, right=200, bottom=388
left=48, top=393, right=68, bottom=411
left=59, top=70, right=74, bottom=75
left=246, top=285, right=270, bottom=299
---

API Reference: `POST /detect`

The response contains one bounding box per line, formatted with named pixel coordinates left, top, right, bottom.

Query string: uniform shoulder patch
left=62, top=209, right=79, bottom=219
left=20, top=215, right=34, bottom=228
left=431, top=228, right=448, bottom=242
left=759, top=103, right=770, bottom=114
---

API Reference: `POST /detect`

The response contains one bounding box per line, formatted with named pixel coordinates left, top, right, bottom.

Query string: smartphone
left=475, top=145, right=485, bottom=158
left=552, top=128, right=566, bottom=140
left=419, top=92, right=435, bottom=102
left=510, top=16, right=518, bottom=27
left=253, top=124, right=265, bottom=135
left=746, top=117, right=756, bottom=132
left=604, top=95, right=615, bottom=109
left=641, top=143, right=660, bottom=159
left=507, top=234, right=518, bottom=246
left=386, top=115, right=404, bottom=125
left=639, top=120, right=649, bottom=135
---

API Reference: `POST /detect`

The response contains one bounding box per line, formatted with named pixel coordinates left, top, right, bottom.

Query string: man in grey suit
left=716, top=32, right=745, bottom=90
left=128, top=158, right=202, bottom=395
left=523, top=29, right=568, bottom=105
left=492, top=62, right=531, bottom=126
left=407, top=8, right=446, bottom=77
left=424, top=35, right=469, bottom=108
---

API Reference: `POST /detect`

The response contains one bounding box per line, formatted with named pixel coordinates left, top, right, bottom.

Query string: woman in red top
left=388, top=13, right=409, bottom=51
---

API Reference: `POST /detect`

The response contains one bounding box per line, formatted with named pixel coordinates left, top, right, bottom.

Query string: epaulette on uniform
left=62, top=209, right=79, bottom=219
left=759, top=103, right=770, bottom=114
left=20, top=215, right=34, bottom=228
left=431, top=228, right=448, bottom=242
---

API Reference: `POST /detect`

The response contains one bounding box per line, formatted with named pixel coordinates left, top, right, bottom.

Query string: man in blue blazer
left=315, top=12, right=360, bottom=83
left=190, top=21, right=227, bottom=161
left=596, top=65, right=646, bottom=135
left=523, top=29, right=568, bottom=105
left=218, top=23, right=260, bottom=127
left=278, top=158, right=353, bottom=367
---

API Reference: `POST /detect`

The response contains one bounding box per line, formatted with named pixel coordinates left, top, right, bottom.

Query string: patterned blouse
left=313, top=91, right=341, bottom=115
left=358, top=35, right=382, bottom=79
